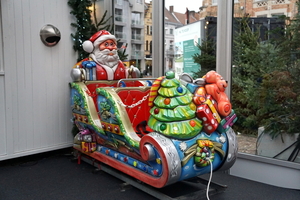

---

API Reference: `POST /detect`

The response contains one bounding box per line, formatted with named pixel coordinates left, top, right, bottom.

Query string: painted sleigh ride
left=70, top=65, right=238, bottom=188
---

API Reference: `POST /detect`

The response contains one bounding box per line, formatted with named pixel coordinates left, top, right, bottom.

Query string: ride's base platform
left=74, top=151, right=227, bottom=200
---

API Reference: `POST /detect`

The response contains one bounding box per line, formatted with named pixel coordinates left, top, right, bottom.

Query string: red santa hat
left=82, top=30, right=117, bottom=53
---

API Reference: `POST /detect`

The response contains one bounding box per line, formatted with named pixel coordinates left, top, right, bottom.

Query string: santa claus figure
left=77, top=30, right=138, bottom=81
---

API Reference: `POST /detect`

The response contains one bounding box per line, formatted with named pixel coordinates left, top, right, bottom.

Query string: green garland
left=68, top=0, right=114, bottom=62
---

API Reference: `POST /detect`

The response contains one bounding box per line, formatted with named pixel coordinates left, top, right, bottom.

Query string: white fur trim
left=89, top=54, right=118, bottom=80
left=83, top=40, right=94, bottom=53
left=93, top=35, right=116, bottom=48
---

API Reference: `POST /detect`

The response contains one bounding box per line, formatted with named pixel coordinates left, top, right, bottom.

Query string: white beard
left=93, top=48, right=119, bottom=68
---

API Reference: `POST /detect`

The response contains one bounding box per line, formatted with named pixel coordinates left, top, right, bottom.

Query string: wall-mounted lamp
left=40, top=24, right=61, bottom=47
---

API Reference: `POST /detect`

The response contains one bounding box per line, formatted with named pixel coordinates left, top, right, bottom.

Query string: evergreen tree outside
left=192, top=32, right=216, bottom=78
left=232, top=2, right=300, bottom=139
left=231, top=16, right=286, bottom=135
left=259, top=1, right=300, bottom=139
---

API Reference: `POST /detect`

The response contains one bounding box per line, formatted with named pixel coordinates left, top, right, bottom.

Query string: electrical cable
left=206, top=158, right=213, bottom=200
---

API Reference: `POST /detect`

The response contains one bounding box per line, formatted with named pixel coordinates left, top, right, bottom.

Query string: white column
left=216, top=0, right=233, bottom=99
left=152, top=0, right=165, bottom=77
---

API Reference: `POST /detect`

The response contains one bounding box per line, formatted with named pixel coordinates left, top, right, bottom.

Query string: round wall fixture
left=40, top=24, right=61, bottom=46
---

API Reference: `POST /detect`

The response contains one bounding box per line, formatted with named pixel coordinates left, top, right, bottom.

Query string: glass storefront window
left=164, top=0, right=204, bottom=76
left=231, top=0, right=300, bottom=163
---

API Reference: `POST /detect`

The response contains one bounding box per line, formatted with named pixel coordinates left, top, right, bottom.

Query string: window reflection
left=110, top=0, right=146, bottom=69
left=232, top=0, right=300, bottom=163
left=164, top=1, right=202, bottom=75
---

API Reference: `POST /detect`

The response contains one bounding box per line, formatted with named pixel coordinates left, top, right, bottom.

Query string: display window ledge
left=238, top=152, right=300, bottom=169
left=230, top=152, right=300, bottom=189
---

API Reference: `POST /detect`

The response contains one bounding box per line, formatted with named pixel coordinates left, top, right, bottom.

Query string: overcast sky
left=145, top=0, right=203, bottom=13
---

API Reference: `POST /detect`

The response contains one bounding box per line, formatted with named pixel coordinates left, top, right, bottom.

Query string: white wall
left=0, top=1, right=6, bottom=158
left=0, top=0, right=76, bottom=160
left=0, top=75, right=6, bottom=157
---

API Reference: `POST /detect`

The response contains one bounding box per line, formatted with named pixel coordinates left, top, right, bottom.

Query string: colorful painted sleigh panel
left=70, top=70, right=238, bottom=188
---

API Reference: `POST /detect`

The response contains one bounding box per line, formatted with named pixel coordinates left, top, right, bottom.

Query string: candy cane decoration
left=148, top=76, right=165, bottom=107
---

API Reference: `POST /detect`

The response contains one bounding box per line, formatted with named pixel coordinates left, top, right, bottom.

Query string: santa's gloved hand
left=82, top=60, right=96, bottom=69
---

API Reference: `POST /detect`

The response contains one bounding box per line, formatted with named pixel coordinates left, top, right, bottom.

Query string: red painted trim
left=74, top=144, right=170, bottom=188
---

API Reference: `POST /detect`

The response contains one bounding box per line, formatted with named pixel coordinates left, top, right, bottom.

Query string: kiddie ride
left=70, top=66, right=238, bottom=192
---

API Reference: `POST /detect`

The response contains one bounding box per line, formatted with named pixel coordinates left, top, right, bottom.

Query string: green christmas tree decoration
left=148, top=71, right=202, bottom=139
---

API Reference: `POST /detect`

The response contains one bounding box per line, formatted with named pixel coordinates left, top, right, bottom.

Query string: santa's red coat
left=95, top=61, right=127, bottom=80
left=78, top=58, right=127, bottom=80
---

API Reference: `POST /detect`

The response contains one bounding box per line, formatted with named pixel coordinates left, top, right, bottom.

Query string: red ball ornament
left=154, top=108, right=159, bottom=114
left=114, top=126, right=120, bottom=133
left=189, top=120, right=196, bottom=127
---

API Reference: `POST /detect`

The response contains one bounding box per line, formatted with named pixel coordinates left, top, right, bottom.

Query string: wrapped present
left=196, top=104, right=218, bottom=134
left=81, top=142, right=97, bottom=152
left=79, top=128, right=90, bottom=135
left=180, top=75, right=204, bottom=94
left=193, top=87, right=207, bottom=105
left=185, top=82, right=200, bottom=94
left=206, top=95, right=218, bottom=110
left=81, top=134, right=96, bottom=142
left=217, top=110, right=237, bottom=133
left=205, top=95, right=221, bottom=123
left=82, top=60, right=97, bottom=81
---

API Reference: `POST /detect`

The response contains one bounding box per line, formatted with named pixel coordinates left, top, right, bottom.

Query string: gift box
left=81, top=142, right=97, bottom=152
left=85, top=67, right=96, bottom=81
left=205, top=95, right=221, bottom=123
left=82, top=60, right=97, bottom=81
left=217, top=110, right=237, bottom=133
left=81, top=134, right=96, bottom=142
left=196, top=104, right=219, bottom=134
left=193, top=87, right=207, bottom=105
left=186, top=82, right=200, bottom=94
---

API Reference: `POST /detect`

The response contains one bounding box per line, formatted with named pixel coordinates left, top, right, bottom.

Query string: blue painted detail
left=186, top=83, right=200, bottom=94
left=171, top=131, right=228, bottom=181
left=82, top=60, right=96, bottom=80
left=142, top=165, right=147, bottom=172
left=146, top=80, right=152, bottom=86
left=119, top=81, right=126, bottom=87
left=96, top=144, right=163, bottom=177
left=70, top=88, right=86, bottom=115
left=97, top=95, right=118, bottom=124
